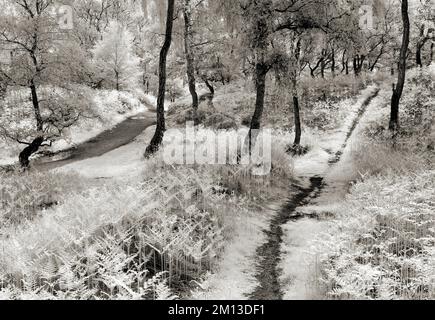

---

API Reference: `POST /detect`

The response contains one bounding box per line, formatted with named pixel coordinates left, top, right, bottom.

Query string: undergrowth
left=314, top=67, right=435, bottom=300
left=0, top=167, right=230, bottom=299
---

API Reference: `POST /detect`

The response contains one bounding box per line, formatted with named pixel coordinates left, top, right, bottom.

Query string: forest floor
left=1, top=70, right=432, bottom=300
left=34, top=111, right=156, bottom=172
left=46, top=84, right=381, bottom=300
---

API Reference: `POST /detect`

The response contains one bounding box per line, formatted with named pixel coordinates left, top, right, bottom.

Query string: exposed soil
left=329, top=88, right=380, bottom=164
left=248, top=177, right=324, bottom=300
left=248, top=88, right=380, bottom=300
left=34, top=111, right=156, bottom=171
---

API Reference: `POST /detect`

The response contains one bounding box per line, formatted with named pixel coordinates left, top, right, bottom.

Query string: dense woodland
left=0, top=0, right=434, bottom=300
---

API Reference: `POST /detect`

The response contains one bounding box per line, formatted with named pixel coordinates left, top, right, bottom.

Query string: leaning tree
left=0, top=0, right=92, bottom=168
left=144, top=0, right=176, bottom=157
left=389, top=0, right=410, bottom=132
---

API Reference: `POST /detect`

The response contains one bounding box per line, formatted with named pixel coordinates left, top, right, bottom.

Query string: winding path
left=35, top=111, right=156, bottom=171
left=248, top=88, right=380, bottom=300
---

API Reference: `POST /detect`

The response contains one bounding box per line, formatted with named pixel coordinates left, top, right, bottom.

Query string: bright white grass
left=313, top=169, right=435, bottom=300
left=0, top=166, right=229, bottom=299
left=0, top=125, right=294, bottom=299
left=192, top=203, right=276, bottom=300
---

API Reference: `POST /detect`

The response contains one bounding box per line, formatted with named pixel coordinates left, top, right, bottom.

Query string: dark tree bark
left=416, top=25, right=427, bottom=68
left=309, top=57, right=324, bottom=78
left=416, top=44, right=423, bottom=68
left=115, top=70, right=120, bottom=91
left=247, top=62, right=268, bottom=153
left=0, top=81, right=6, bottom=100
left=430, top=42, right=434, bottom=66
left=18, top=81, right=45, bottom=168
left=293, top=96, right=301, bottom=146
left=19, top=136, right=44, bottom=168
left=183, top=0, right=199, bottom=125
left=292, top=38, right=302, bottom=147
left=389, top=0, right=410, bottom=132
left=145, top=0, right=175, bottom=157
left=320, top=49, right=328, bottom=79
left=369, top=48, right=384, bottom=72
left=320, top=60, right=326, bottom=78
left=353, top=56, right=357, bottom=74
left=416, top=39, right=429, bottom=68
left=250, top=63, right=268, bottom=131
left=353, top=54, right=365, bottom=76
left=203, top=78, right=214, bottom=96
left=331, top=48, right=335, bottom=77
left=30, top=81, right=43, bottom=132
left=340, top=49, right=350, bottom=75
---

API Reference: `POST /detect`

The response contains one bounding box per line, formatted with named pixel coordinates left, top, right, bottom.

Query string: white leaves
left=316, top=169, right=435, bottom=299
left=92, top=21, right=142, bottom=91
left=0, top=163, right=233, bottom=299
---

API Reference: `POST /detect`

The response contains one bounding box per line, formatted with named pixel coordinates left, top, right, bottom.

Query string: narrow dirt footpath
left=248, top=88, right=380, bottom=300
left=249, top=177, right=324, bottom=299
left=34, top=111, right=156, bottom=171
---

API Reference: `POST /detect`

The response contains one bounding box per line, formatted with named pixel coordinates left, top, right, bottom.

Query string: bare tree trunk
left=203, top=78, right=214, bottom=96
left=145, top=0, right=175, bottom=157
left=19, top=137, right=44, bottom=168
left=19, top=82, right=44, bottom=168
left=320, top=50, right=326, bottom=79
left=370, top=49, right=384, bottom=72
left=115, top=70, right=120, bottom=91
left=389, top=0, right=410, bottom=132
left=416, top=43, right=423, bottom=68
left=340, top=49, right=348, bottom=74
left=247, top=62, right=268, bottom=153
left=0, top=81, right=6, bottom=101
left=293, top=39, right=302, bottom=147
left=430, top=42, right=434, bottom=66
left=331, top=48, right=335, bottom=77
left=250, top=63, right=268, bottom=131
left=416, top=25, right=426, bottom=68
left=309, top=56, right=323, bottom=78
left=293, top=96, right=301, bottom=145
left=30, top=81, right=43, bottom=132
left=183, top=0, right=199, bottom=125
left=353, top=55, right=365, bottom=76
left=353, top=56, right=357, bottom=75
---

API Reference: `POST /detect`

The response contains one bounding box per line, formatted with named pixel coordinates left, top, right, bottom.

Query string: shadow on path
left=34, top=111, right=156, bottom=171
left=248, top=88, right=380, bottom=300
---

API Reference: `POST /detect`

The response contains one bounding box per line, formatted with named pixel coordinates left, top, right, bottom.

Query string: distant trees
left=238, top=0, right=355, bottom=148
left=92, top=21, right=141, bottom=91
left=194, top=1, right=243, bottom=100
left=145, top=0, right=175, bottom=157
